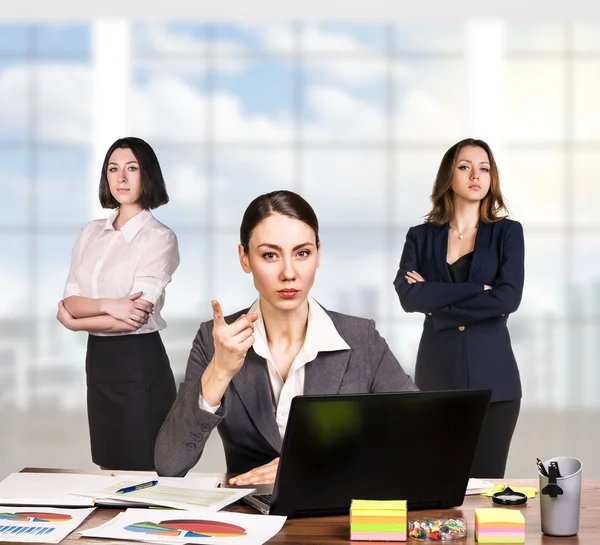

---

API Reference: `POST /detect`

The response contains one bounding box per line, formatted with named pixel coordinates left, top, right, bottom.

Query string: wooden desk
left=14, top=470, right=600, bottom=544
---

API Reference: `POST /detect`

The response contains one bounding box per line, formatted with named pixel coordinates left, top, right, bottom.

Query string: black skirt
left=85, top=331, right=176, bottom=470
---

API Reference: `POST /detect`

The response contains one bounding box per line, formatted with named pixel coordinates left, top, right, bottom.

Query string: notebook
left=242, top=389, right=491, bottom=517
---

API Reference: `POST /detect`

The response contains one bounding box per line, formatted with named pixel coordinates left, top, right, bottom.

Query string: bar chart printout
left=0, top=507, right=95, bottom=543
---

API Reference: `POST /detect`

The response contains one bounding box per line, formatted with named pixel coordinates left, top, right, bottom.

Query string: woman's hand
left=199, top=301, right=259, bottom=406
left=405, top=270, right=425, bottom=284
left=102, top=292, right=154, bottom=328
left=56, top=300, right=76, bottom=330
left=484, top=284, right=493, bottom=291
left=228, top=458, right=280, bottom=486
left=405, top=271, right=428, bottom=313
left=211, top=300, right=258, bottom=379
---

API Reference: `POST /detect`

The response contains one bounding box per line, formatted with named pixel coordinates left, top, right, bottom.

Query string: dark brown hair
left=99, top=137, right=169, bottom=210
left=425, top=138, right=509, bottom=224
left=240, top=190, right=320, bottom=253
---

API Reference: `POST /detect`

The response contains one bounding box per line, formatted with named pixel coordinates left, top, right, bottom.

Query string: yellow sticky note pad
left=475, top=508, right=525, bottom=524
left=351, top=500, right=407, bottom=511
left=352, top=509, right=407, bottom=517
left=475, top=508, right=525, bottom=543
left=350, top=500, right=408, bottom=542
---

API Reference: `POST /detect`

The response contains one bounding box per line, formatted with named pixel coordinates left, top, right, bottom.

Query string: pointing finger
left=212, top=300, right=226, bottom=326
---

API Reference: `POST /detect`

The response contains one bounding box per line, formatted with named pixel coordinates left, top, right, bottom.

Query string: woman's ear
left=238, top=244, right=252, bottom=274
left=316, top=241, right=321, bottom=268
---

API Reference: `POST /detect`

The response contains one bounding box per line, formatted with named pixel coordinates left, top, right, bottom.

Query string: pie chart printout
left=125, top=518, right=247, bottom=538
left=0, top=512, right=72, bottom=523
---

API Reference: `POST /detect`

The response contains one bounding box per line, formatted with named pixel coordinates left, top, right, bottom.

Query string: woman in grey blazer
left=155, top=190, right=417, bottom=482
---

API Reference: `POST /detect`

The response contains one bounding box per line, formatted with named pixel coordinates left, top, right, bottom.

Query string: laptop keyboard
left=254, top=494, right=272, bottom=505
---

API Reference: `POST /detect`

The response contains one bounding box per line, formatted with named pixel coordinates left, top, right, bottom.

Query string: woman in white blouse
left=56, top=137, right=180, bottom=471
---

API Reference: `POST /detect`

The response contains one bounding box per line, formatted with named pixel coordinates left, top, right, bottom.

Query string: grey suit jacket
left=154, top=308, right=418, bottom=477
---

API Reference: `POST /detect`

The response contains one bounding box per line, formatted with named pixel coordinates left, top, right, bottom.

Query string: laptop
left=242, top=389, right=491, bottom=517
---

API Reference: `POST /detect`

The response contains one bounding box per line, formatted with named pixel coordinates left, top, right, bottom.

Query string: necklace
left=450, top=224, right=478, bottom=240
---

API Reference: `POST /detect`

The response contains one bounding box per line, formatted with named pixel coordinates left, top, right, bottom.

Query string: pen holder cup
left=539, top=456, right=582, bottom=537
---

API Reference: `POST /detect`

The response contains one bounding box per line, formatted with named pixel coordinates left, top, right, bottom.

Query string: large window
left=129, top=23, right=469, bottom=384
left=1, top=22, right=599, bottom=479
left=0, top=24, right=92, bottom=412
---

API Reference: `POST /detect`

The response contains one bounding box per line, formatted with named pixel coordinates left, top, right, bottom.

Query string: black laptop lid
left=270, top=389, right=491, bottom=517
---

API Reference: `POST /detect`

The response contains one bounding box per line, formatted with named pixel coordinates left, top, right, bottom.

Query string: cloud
left=306, top=57, right=390, bottom=87
left=129, top=74, right=293, bottom=141
left=260, top=24, right=296, bottom=51
left=0, top=62, right=91, bottom=144
left=211, top=148, right=295, bottom=226
left=301, top=24, right=381, bottom=54
left=136, top=23, right=210, bottom=54
left=130, top=75, right=209, bottom=139
left=213, top=92, right=293, bottom=140
left=38, top=64, right=92, bottom=142
left=304, top=85, right=385, bottom=140
left=134, top=24, right=397, bottom=85
left=300, top=26, right=402, bottom=86
left=0, top=65, right=28, bottom=133
left=1, top=23, right=581, bottom=324
left=134, top=24, right=248, bottom=76
left=164, top=163, right=208, bottom=205
left=395, top=87, right=466, bottom=142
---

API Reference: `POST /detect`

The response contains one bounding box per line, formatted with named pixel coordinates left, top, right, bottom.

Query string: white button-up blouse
left=63, top=208, right=180, bottom=337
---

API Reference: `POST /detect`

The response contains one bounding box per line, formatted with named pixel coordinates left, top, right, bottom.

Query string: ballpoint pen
left=116, top=480, right=158, bottom=494
left=536, top=457, right=548, bottom=477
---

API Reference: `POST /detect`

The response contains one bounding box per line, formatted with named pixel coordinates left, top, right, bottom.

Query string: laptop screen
left=269, top=389, right=491, bottom=517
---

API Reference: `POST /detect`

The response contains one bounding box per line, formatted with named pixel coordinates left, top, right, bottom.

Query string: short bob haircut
left=240, top=190, right=320, bottom=253
left=425, top=138, right=509, bottom=225
left=99, top=137, right=169, bottom=210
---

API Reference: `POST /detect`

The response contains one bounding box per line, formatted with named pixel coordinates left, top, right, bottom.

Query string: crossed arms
left=394, top=222, right=525, bottom=331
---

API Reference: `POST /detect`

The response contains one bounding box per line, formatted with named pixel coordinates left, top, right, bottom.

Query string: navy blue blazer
left=393, top=218, right=524, bottom=402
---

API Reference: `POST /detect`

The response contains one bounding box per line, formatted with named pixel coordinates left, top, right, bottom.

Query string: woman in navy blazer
left=394, top=138, right=524, bottom=478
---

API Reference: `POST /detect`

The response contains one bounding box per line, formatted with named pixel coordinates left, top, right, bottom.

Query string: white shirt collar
left=250, top=295, right=350, bottom=364
left=104, top=209, right=154, bottom=242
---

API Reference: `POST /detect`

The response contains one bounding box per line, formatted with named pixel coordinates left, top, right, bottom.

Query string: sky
left=0, top=21, right=599, bottom=411
left=1, top=13, right=600, bottom=482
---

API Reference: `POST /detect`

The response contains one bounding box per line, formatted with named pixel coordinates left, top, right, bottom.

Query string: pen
left=116, top=480, right=158, bottom=494
left=536, top=457, right=548, bottom=477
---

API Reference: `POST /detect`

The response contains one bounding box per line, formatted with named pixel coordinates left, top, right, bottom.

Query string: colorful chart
left=0, top=525, right=56, bottom=536
left=0, top=513, right=72, bottom=523
left=125, top=519, right=247, bottom=538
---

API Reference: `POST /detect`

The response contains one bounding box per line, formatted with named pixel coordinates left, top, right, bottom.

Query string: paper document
left=80, top=507, right=286, bottom=545
left=0, top=473, right=220, bottom=508
left=0, top=506, right=95, bottom=543
left=0, top=474, right=114, bottom=507
left=91, top=481, right=252, bottom=511
left=465, top=478, right=494, bottom=495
